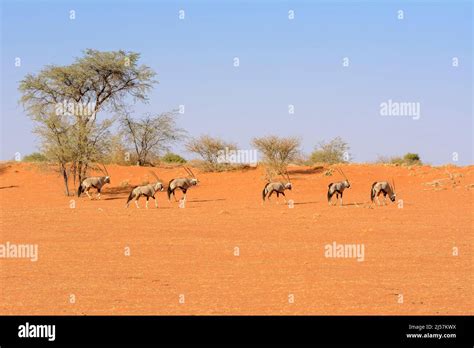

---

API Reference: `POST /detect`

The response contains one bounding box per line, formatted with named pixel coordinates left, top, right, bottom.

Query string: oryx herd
left=261, top=167, right=397, bottom=207
left=77, top=164, right=397, bottom=208
left=78, top=166, right=200, bottom=208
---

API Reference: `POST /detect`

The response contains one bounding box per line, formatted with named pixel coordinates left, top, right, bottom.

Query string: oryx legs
left=276, top=191, right=287, bottom=204
left=145, top=196, right=158, bottom=209
left=181, top=189, right=187, bottom=202
left=128, top=193, right=143, bottom=209
left=331, top=191, right=344, bottom=206
left=168, top=188, right=179, bottom=202
left=132, top=195, right=158, bottom=209
left=168, top=187, right=188, bottom=203
left=377, top=190, right=387, bottom=205
left=85, top=189, right=93, bottom=200
left=267, top=189, right=275, bottom=203
left=84, top=186, right=101, bottom=200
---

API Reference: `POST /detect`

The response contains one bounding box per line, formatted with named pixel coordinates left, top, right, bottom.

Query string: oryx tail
left=262, top=183, right=270, bottom=201
left=167, top=180, right=174, bottom=200
left=126, top=188, right=136, bottom=205
left=370, top=182, right=377, bottom=202
left=327, top=183, right=333, bottom=202
left=77, top=183, right=84, bottom=197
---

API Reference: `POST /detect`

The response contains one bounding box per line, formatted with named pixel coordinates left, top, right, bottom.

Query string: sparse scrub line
left=22, top=133, right=423, bottom=172
left=422, top=169, right=466, bottom=191
left=376, top=153, right=422, bottom=166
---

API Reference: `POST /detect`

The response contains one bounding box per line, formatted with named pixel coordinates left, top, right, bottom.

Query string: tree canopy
left=19, top=49, right=157, bottom=195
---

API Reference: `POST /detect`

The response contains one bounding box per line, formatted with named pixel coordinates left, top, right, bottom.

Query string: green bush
left=310, top=137, right=351, bottom=164
left=377, top=153, right=422, bottom=166
left=161, top=152, right=186, bottom=164
left=390, top=153, right=421, bottom=165
left=403, top=153, right=421, bottom=164
left=22, top=152, right=48, bottom=162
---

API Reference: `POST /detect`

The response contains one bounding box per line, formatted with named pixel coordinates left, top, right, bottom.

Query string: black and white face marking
left=155, top=183, right=164, bottom=192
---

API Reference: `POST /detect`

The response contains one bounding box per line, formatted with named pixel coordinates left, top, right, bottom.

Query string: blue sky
left=1, top=0, right=472, bottom=165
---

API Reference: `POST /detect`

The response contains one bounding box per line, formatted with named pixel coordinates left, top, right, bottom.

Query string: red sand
left=0, top=162, right=472, bottom=314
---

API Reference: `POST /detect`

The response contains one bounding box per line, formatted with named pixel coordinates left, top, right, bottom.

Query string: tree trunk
left=61, top=163, right=70, bottom=196
left=71, top=163, right=77, bottom=190
left=76, top=162, right=83, bottom=196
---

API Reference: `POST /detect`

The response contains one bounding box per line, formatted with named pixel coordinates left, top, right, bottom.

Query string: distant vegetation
left=309, top=137, right=351, bottom=164
left=22, top=152, right=48, bottom=162
left=160, top=152, right=187, bottom=164
left=377, top=153, right=422, bottom=166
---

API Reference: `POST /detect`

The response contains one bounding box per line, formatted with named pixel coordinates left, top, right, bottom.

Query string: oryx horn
left=337, top=167, right=348, bottom=181
left=149, top=170, right=163, bottom=183
left=101, top=163, right=109, bottom=176
left=284, top=170, right=291, bottom=183
left=184, top=166, right=196, bottom=178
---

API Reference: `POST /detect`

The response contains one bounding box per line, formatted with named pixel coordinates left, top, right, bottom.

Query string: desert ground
left=0, top=162, right=472, bottom=315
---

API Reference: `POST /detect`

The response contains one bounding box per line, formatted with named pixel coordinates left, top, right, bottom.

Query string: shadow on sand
left=288, top=166, right=326, bottom=176
left=293, top=201, right=319, bottom=206
left=0, top=185, right=19, bottom=190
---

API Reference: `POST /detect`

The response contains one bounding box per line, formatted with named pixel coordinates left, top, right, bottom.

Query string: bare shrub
left=252, top=135, right=300, bottom=180
left=121, top=110, right=185, bottom=166
left=186, top=135, right=236, bottom=171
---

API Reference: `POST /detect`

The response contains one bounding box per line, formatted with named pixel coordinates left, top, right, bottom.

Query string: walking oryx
left=167, top=166, right=198, bottom=202
left=78, top=165, right=110, bottom=199
left=126, top=171, right=165, bottom=209
left=327, top=168, right=351, bottom=206
left=262, top=171, right=292, bottom=204
left=371, top=179, right=396, bottom=206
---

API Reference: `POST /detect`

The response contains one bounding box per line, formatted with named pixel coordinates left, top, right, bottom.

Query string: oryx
left=262, top=171, right=292, bottom=204
left=327, top=168, right=351, bottom=206
left=167, top=166, right=198, bottom=202
left=126, top=171, right=165, bottom=209
left=78, top=164, right=110, bottom=199
left=371, top=179, right=396, bottom=206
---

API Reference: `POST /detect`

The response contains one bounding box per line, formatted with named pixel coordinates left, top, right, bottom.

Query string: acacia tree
left=252, top=135, right=300, bottom=179
left=19, top=49, right=156, bottom=195
left=121, top=110, right=185, bottom=166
